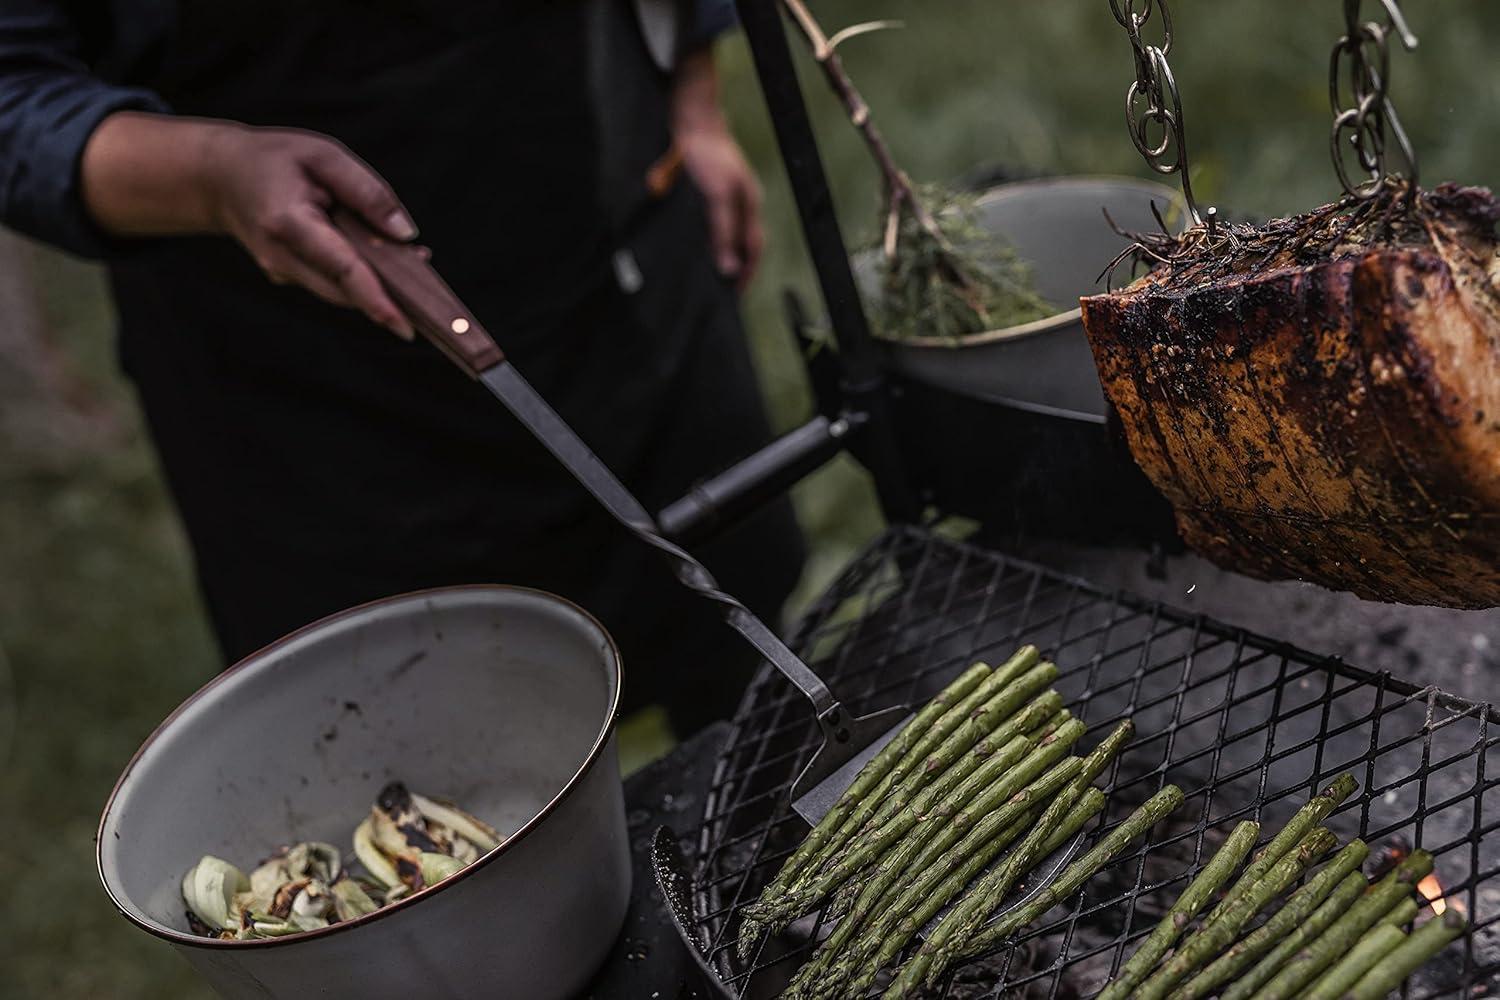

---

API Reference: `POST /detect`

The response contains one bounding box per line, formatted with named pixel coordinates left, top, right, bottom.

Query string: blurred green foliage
left=1, top=2, right=1496, bottom=995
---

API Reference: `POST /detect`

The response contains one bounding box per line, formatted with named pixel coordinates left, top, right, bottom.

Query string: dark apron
left=106, top=0, right=803, bottom=731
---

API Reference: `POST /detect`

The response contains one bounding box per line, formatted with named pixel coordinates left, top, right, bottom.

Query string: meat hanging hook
left=1329, top=0, right=1419, bottom=206
left=1108, top=0, right=1211, bottom=228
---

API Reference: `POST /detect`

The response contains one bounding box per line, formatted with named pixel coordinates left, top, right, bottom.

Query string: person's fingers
left=736, top=175, right=764, bottom=292
left=704, top=183, right=741, bottom=282
left=272, top=206, right=414, bottom=339
left=303, top=139, right=418, bottom=242
left=262, top=252, right=353, bottom=308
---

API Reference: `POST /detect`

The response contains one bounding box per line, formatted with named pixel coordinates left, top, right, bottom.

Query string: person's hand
left=199, top=124, right=417, bottom=338
left=82, top=113, right=416, bottom=338
left=671, top=50, right=763, bottom=291
left=677, top=122, right=764, bottom=291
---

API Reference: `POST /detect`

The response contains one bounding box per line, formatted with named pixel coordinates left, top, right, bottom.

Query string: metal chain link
left=1110, top=0, right=1205, bottom=225
left=1329, top=0, right=1419, bottom=202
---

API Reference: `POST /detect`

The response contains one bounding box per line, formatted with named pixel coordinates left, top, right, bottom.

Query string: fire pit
left=673, top=525, right=1499, bottom=998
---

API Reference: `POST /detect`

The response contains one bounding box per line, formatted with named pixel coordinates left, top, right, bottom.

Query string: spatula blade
left=791, top=710, right=913, bottom=824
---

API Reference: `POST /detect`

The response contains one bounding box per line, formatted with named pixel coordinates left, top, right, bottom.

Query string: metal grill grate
left=683, top=525, right=1500, bottom=999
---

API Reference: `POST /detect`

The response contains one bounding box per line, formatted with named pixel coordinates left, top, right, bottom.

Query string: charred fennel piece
left=1132, top=827, right=1338, bottom=1000
left=742, top=712, right=1079, bottom=936
left=410, top=793, right=501, bottom=852
left=354, top=818, right=401, bottom=888
left=1345, top=908, right=1469, bottom=1000
left=1098, top=820, right=1261, bottom=1000
left=183, top=856, right=250, bottom=932
left=739, top=654, right=1031, bottom=960
left=1247, top=849, right=1434, bottom=1000
left=786, top=726, right=1079, bottom=997
left=1211, top=774, right=1357, bottom=921
left=1302, top=898, right=1421, bottom=1000
left=1218, top=870, right=1368, bottom=1000
left=836, top=722, right=1134, bottom=998
left=1168, top=839, right=1370, bottom=1000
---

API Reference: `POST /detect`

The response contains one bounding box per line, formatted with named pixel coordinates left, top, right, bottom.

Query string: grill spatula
left=331, top=211, right=905, bottom=821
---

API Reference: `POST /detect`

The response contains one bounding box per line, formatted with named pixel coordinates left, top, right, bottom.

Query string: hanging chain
left=1329, top=0, right=1419, bottom=203
left=1110, top=0, right=1208, bottom=227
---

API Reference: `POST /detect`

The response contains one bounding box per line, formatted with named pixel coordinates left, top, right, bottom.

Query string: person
left=0, top=0, right=805, bottom=734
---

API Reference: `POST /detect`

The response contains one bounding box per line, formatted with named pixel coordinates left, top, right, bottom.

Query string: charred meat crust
left=1082, top=185, right=1500, bottom=608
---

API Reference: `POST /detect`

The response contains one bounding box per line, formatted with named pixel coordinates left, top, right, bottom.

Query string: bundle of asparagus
left=1097, top=773, right=1468, bottom=1000
left=735, top=645, right=1185, bottom=999
left=181, top=781, right=500, bottom=940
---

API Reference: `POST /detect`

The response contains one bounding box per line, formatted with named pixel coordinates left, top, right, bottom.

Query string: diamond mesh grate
left=682, top=525, right=1500, bottom=999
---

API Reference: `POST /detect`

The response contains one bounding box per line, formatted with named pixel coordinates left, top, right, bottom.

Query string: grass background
left=2, top=3, right=1497, bottom=995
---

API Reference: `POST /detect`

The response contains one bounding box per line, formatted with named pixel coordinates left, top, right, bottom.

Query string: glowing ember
left=1417, top=871, right=1451, bottom=915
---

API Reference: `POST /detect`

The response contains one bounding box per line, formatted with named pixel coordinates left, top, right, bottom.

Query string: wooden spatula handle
left=329, top=209, right=504, bottom=377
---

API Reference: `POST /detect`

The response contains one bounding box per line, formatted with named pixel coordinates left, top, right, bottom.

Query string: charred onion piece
left=182, top=785, right=493, bottom=939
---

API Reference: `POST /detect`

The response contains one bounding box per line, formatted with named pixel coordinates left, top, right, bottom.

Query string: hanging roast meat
left=1081, top=184, right=1500, bottom=608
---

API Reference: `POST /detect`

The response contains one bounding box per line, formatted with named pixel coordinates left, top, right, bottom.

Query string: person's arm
left=0, top=2, right=415, bottom=338
left=0, top=0, right=168, bottom=256
left=81, top=114, right=415, bottom=338
left=672, top=44, right=764, bottom=291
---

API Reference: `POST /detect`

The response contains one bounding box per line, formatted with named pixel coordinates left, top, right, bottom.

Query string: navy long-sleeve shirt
left=0, top=0, right=737, bottom=259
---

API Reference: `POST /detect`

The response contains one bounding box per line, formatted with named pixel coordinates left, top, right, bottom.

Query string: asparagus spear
left=1218, top=870, right=1368, bottom=1000
left=878, top=773, right=1094, bottom=996
left=915, top=691, right=1067, bottom=821
left=1245, top=849, right=1433, bottom=1000
left=790, top=648, right=1039, bottom=892
left=1036, top=708, right=1073, bottom=741
left=787, top=754, right=1083, bottom=998
left=751, top=669, right=1054, bottom=937
left=1344, top=909, right=1468, bottom=1000
left=1132, top=827, right=1338, bottom=1000
left=837, top=723, right=1134, bottom=997
left=886, top=785, right=1184, bottom=998
left=772, top=663, right=992, bottom=889
left=1206, top=774, right=1356, bottom=925
left=1301, top=898, right=1421, bottom=1000
left=834, top=796, right=1098, bottom=1000
left=743, top=719, right=1083, bottom=935
left=911, top=720, right=1131, bottom=883
left=737, top=661, right=1001, bottom=961
left=953, top=785, right=1186, bottom=964
left=1097, top=820, right=1262, bottom=1000
left=859, top=662, right=1059, bottom=834
left=1168, top=839, right=1369, bottom=1000
left=825, top=693, right=1076, bottom=943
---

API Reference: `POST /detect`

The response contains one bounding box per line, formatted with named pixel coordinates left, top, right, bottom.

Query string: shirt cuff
left=7, top=81, right=169, bottom=259
left=692, top=0, right=737, bottom=45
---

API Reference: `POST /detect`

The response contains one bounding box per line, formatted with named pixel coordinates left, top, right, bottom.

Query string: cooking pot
left=97, top=586, right=629, bottom=999
left=877, top=175, right=1182, bottom=412
left=850, top=175, right=1184, bottom=546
